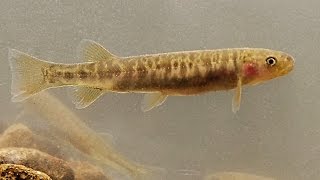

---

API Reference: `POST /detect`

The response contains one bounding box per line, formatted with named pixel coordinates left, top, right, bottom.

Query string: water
left=0, top=0, right=319, bottom=179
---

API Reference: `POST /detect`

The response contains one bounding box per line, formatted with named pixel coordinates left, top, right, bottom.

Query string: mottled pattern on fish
left=118, top=50, right=241, bottom=94
left=44, top=49, right=247, bottom=95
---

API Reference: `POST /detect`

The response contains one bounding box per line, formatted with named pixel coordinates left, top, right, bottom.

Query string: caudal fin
left=8, top=49, right=51, bottom=102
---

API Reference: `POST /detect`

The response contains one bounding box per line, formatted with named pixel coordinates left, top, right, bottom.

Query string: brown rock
left=0, top=163, right=52, bottom=180
left=24, top=92, right=142, bottom=178
left=0, top=123, right=35, bottom=148
left=0, top=123, right=63, bottom=158
left=0, top=147, right=74, bottom=180
left=69, top=161, right=111, bottom=180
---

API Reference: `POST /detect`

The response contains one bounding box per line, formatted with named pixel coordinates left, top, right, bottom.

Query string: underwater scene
left=0, top=0, right=319, bottom=179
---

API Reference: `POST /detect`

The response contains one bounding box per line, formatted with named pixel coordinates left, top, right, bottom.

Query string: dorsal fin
left=77, top=39, right=118, bottom=62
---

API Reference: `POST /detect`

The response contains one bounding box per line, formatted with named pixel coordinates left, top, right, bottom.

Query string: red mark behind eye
left=243, top=63, right=258, bottom=77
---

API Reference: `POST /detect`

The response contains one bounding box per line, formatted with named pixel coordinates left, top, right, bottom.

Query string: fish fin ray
left=8, top=49, right=51, bottom=102
left=71, top=86, right=106, bottom=109
left=232, top=77, right=242, bottom=113
left=77, top=39, right=118, bottom=62
left=141, top=93, right=168, bottom=112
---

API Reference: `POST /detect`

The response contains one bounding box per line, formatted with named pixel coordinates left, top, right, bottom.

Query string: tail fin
left=8, top=49, right=51, bottom=102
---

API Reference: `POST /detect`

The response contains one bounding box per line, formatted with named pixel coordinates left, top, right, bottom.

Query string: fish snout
left=285, top=55, right=295, bottom=73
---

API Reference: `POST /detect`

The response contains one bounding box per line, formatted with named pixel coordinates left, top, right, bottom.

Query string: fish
left=8, top=39, right=294, bottom=112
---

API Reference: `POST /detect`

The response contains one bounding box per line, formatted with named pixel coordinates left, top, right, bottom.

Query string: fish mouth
left=287, top=62, right=294, bottom=73
left=278, top=65, right=293, bottom=76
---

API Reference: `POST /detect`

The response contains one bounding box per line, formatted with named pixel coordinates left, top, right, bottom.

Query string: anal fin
left=71, top=86, right=106, bottom=109
left=232, top=77, right=242, bottom=113
left=142, top=93, right=168, bottom=112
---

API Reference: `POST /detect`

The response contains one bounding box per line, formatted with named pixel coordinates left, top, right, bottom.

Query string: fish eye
left=266, top=57, right=277, bottom=66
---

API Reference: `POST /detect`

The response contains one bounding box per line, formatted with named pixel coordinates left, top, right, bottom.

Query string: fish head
left=241, top=48, right=294, bottom=85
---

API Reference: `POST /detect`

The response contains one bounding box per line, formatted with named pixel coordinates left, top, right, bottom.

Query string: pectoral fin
left=71, top=86, right=106, bottom=109
left=142, top=93, right=168, bottom=112
left=232, top=77, right=242, bottom=113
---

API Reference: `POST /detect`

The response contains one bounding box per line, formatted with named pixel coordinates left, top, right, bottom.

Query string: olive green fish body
left=8, top=39, right=294, bottom=112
